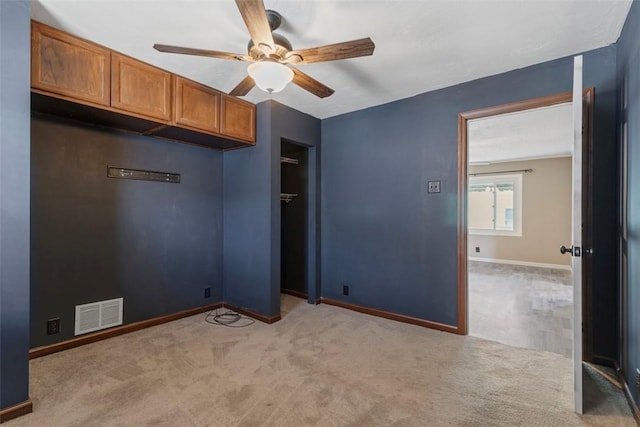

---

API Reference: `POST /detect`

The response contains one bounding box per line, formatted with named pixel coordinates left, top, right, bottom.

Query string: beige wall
left=468, top=157, right=572, bottom=266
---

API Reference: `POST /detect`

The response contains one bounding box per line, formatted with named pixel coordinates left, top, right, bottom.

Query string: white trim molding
left=468, top=256, right=571, bottom=271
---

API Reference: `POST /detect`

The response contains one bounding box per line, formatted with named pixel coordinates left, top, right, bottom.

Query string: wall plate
left=428, top=180, right=441, bottom=193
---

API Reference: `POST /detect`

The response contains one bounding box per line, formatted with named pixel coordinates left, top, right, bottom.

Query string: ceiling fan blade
left=235, top=0, right=275, bottom=54
left=153, top=44, right=250, bottom=61
left=283, top=37, right=375, bottom=65
left=229, top=75, right=255, bottom=96
left=291, top=68, right=334, bottom=98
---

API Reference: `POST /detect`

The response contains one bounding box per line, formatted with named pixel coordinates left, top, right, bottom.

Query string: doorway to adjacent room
left=465, top=102, right=574, bottom=357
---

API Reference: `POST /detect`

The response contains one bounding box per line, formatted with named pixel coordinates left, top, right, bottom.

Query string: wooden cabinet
left=111, top=53, right=172, bottom=122
left=220, top=95, right=256, bottom=143
left=31, top=20, right=255, bottom=149
left=31, top=21, right=110, bottom=106
left=174, top=77, right=220, bottom=134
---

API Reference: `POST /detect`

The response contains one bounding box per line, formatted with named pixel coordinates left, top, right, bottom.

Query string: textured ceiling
left=468, top=103, right=573, bottom=164
left=32, top=0, right=631, bottom=119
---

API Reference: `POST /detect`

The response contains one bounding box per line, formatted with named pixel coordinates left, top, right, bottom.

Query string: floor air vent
left=74, top=298, right=123, bottom=335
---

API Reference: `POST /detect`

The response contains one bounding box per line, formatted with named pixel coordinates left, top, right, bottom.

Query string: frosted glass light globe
left=248, top=61, right=294, bottom=94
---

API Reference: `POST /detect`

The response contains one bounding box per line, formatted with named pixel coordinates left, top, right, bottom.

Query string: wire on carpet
left=205, top=308, right=255, bottom=327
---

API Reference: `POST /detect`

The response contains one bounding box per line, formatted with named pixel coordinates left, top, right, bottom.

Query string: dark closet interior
left=280, top=139, right=308, bottom=297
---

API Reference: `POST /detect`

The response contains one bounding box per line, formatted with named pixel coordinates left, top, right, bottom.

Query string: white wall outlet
left=427, top=180, right=441, bottom=193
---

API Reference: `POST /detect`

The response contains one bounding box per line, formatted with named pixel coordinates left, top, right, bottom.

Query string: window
left=468, top=173, right=522, bottom=236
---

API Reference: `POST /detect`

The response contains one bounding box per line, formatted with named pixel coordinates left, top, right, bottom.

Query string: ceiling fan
left=153, top=0, right=375, bottom=98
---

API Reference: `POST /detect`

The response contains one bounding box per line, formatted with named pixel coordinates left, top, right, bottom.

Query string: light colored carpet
left=6, top=295, right=634, bottom=426
left=469, top=261, right=573, bottom=357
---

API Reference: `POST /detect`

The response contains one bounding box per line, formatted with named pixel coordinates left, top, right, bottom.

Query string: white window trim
left=468, top=173, right=523, bottom=237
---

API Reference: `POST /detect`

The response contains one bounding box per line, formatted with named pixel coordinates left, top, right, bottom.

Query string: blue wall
left=30, top=118, right=224, bottom=348
left=321, top=46, right=619, bottom=360
left=223, top=100, right=320, bottom=316
left=0, top=0, right=31, bottom=410
left=224, top=102, right=275, bottom=315
left=617, top=0, right=640, bottom=407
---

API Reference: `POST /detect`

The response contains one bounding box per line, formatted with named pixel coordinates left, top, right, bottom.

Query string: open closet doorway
left=280, top=139, right=309, bottom=300
left=466, top=102, right=574, bottom=357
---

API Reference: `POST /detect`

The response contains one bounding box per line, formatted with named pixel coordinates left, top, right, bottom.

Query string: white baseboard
left=468, top=256, right=572, bottom=271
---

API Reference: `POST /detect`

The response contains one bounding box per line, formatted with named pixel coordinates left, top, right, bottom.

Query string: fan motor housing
left=248, top=32, right=292, bottom=60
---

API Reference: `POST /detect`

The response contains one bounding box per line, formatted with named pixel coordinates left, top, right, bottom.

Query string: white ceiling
left=31, top=0, right=632, bottom=119
left=468, top=103, right=573, bottom=164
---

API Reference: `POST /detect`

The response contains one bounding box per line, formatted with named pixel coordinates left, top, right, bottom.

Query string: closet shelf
left=280, top=193, right=298, bottom=204
left=280, top=156, right=299, bottom=165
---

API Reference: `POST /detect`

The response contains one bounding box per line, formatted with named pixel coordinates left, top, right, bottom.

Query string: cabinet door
left=220, top=95, right=256, bottom=143
left=111, top=53, right=172, bottom=122
left=174, top=77, right=220, bottom=134
left=31, top=22, right=110, bottom=106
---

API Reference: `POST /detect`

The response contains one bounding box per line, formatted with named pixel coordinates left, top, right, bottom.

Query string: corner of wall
left=0, top=0, right=31, bottom=412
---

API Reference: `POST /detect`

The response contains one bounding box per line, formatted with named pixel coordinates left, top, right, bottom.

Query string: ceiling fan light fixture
left=247, top=61, right=293, bottom=94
